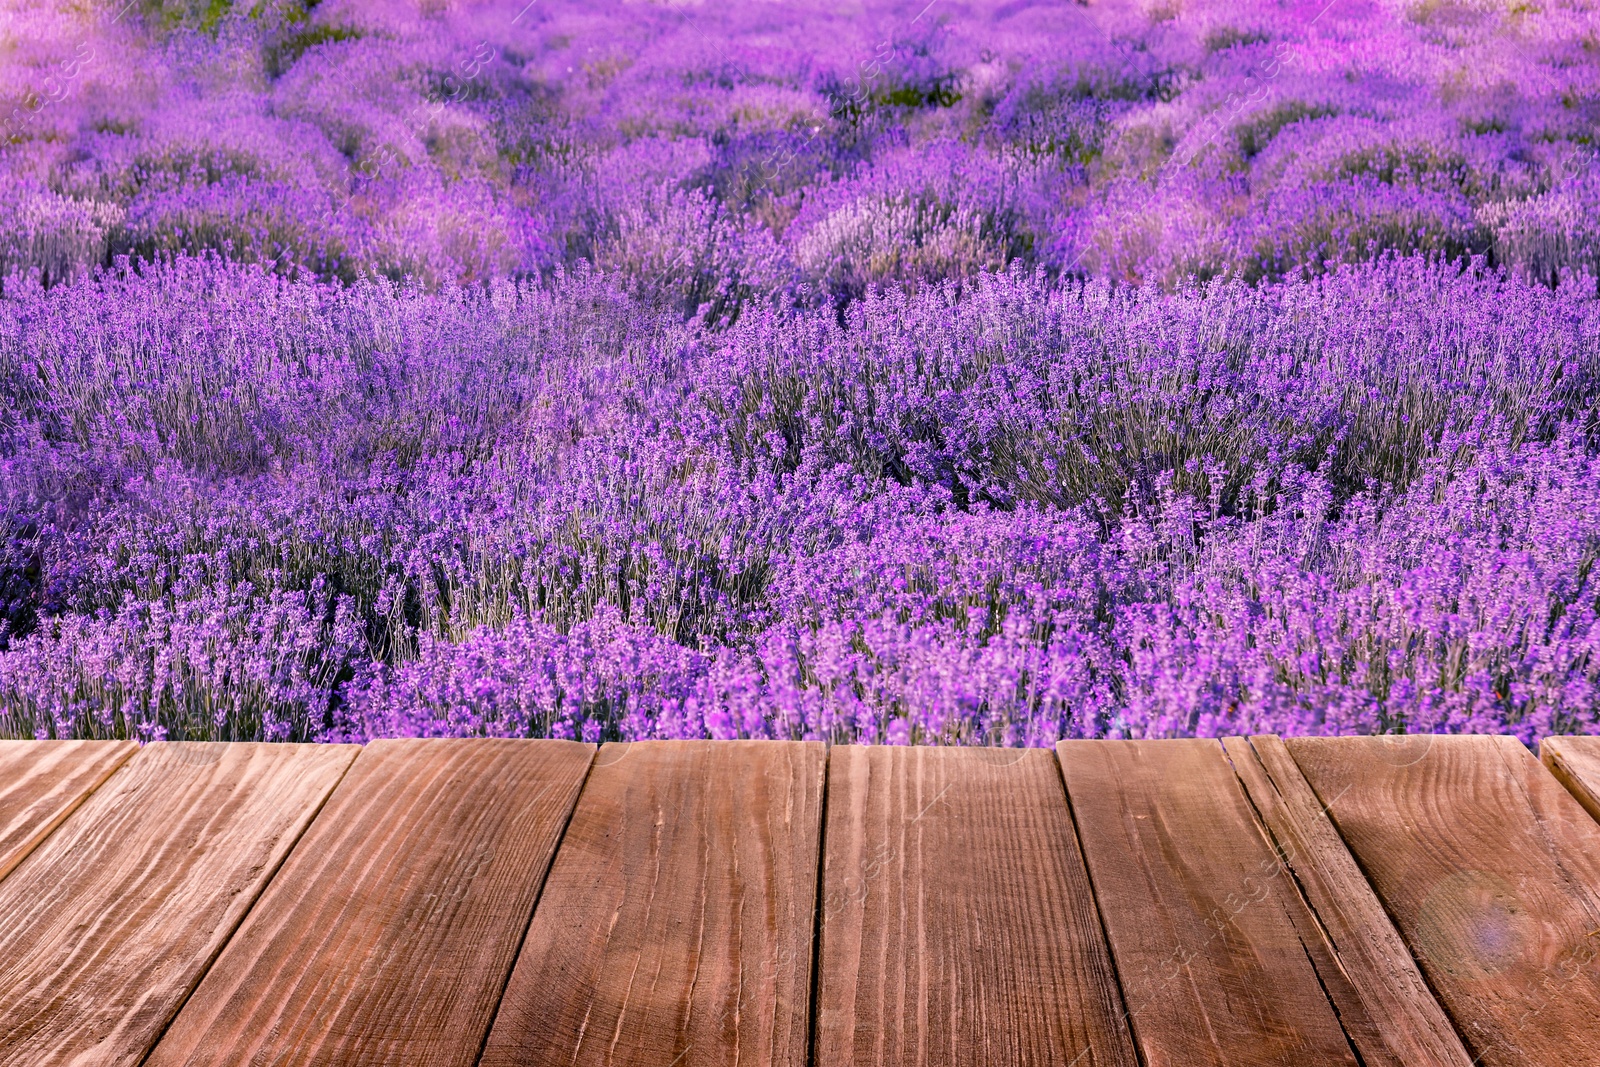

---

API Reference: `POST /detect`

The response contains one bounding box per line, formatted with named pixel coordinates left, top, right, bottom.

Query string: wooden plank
left=0, top=739, right=137, bottom=885
left=147, top=738, right=595, bottom=1067
left=1222, top=736, right=1473, bottom=1067
left=479, top=739, right=825, bottom=1067
left=0, top=741, right=356, bottom=1067
left=1288, top=734, right=1600, bottom=1067
left=814, top=746, right=1138, bottom=1067
left=1540, top=735, right=1600, bottom=825
left=1056, top=738, right=1363, bottom=1067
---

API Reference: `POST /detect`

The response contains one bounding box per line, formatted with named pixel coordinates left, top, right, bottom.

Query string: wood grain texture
left=1540, top=735, right=1600, bottom=826
left=1056, top=738, right=1362, bottom=1067
left=147, top=738, right=595, bottom=1067
left=1288, top=734, right=1600, bottom=1067
left=0, top=739, right=137, bottom=886
left=0, top=741, right=356, bottom=1067
left=814, top=746, right=1138, bottom=1067
left=1222, top=736, right=1473, bottom=1067
left=479, top=739, right=825, bottom=1067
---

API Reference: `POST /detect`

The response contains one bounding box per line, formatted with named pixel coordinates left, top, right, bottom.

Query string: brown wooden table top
left=2, top=733, right=1600, bottom=1066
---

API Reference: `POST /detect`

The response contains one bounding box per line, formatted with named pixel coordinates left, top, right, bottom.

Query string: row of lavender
left=2, top=255, right=1596, bottom=743
left=2, top=0, right=1599, bottom=299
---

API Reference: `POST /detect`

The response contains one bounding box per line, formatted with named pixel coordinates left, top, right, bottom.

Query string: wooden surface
left=1540, top=735, right=1600, bottom=825
left=814, top=746, right=1137, bottom=1067
left=1057, top=738, right=1363, bottom=1067
left=147, top=738, right=594, bottom=1067
left=479, top=739, right=826, bottom=1067
left=1289, top=735, right=1600, bottom=1067
left=0, top=742, right=357, bottom=1067
left=0, top=739, right=136, bottom=886
left=1222, top=736, right=1474, bottom=1067
left=6, top=735, right=1600, bottom=1066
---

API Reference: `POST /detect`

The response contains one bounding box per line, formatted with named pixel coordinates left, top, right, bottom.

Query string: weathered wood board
left=814, top=745, right=1138, bottom=1067
left=1222, top=735, right=1473, bottom=1067
left=0, top=739, right=136, bottom=886
left=0, top=742, right=357, bottom=1067
left=147, top=738, right=594, bottom=1067
left=1058, top=738, right=1364, bottom=1067
left=1540, top=735, right=1600, bottom=826
left=479, top=739, right=825, bottom=1067
left=1289, top=734, right=1600, bottom=1067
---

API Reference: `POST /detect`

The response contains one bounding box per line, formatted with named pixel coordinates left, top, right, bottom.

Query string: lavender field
left=2, top=0, right=1599, bottom=746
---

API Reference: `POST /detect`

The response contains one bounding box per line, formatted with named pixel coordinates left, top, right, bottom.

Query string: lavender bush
left=2, top=256, right=1597, bottom=744
left=2, top=0, right=1599, bottom=744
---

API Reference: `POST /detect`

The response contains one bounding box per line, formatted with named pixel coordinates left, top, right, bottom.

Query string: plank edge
left=0, top=739, right=140, bottom=888
left=135, top=743, right=365, bottom=1066
left=472, top=741, right=599, bottom=1067
left=1053, top=739, right=1163, bottom=1067
left=1227, top=735, right=1477, bottom=1067
left=1540, top=736, right=1600, bottom=826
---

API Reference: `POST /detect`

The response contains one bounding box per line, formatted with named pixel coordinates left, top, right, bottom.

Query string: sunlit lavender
left=2, top=0, right=1599, bottom=744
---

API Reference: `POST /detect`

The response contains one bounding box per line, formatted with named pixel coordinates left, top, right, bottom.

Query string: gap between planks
left=1058, top=737, right=1366, bottom=1067
left=1221, top=735, right=1474, bottom=1067
left=146, top=738, right=595, bottom=1067
left=0, top=739, right=138, bottom=887
left=1289, top=735, right=1600, bottom=1067
left=0, top=742, right=358, bottom=1067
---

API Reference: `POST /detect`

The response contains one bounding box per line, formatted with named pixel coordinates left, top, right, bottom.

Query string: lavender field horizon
left=3, top=0, right=1599, bottom=745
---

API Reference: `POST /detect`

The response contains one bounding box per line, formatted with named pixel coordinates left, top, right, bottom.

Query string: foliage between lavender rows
left=2, top=255, right=1597, bottom=744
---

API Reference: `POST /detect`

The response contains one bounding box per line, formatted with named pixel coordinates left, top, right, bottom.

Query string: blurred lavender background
left=2, top=0, right=1598, bottom=744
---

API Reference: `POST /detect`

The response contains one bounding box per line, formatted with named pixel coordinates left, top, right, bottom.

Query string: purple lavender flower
left=2, top=0, right=1599, bottom=744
